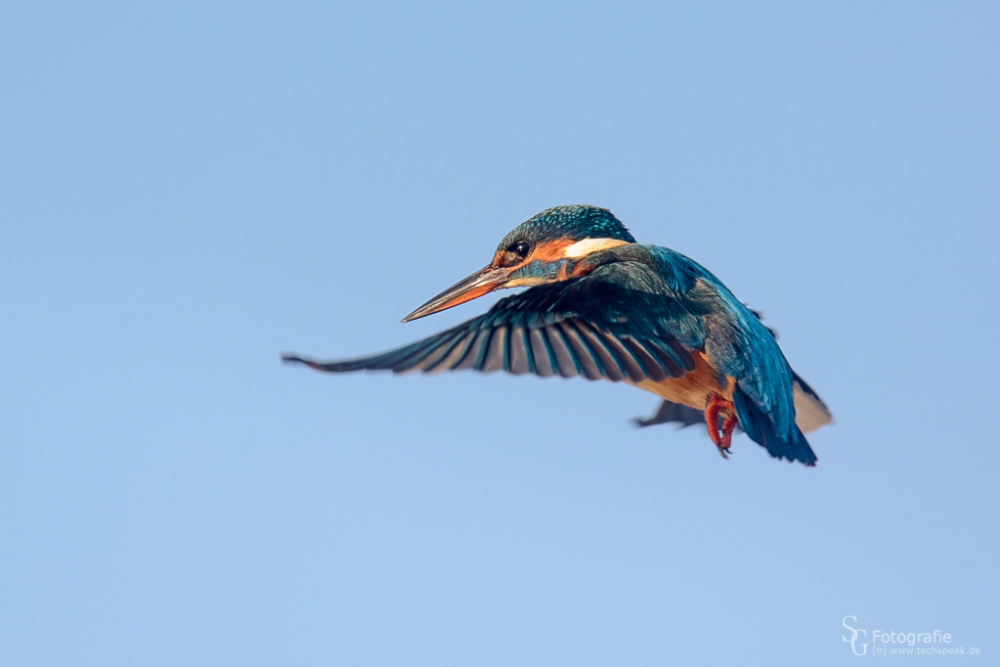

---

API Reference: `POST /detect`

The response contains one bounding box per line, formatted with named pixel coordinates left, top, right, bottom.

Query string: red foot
left=721, top=414, right=738, bottom=449
left=704, top=393, right=738, bottom=459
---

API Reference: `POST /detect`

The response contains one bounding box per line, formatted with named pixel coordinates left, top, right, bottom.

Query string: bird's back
left=580, top=243, right=817, bottom=463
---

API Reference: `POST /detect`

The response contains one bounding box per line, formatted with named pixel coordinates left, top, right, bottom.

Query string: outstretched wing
left=284, top=263, right=700, bottom=384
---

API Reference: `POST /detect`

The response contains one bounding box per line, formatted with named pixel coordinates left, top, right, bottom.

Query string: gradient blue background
left=2, top=3, right=998, bottom=665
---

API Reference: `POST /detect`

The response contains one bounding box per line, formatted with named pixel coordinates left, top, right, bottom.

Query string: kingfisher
left=283, top=205, right=831, bottom=465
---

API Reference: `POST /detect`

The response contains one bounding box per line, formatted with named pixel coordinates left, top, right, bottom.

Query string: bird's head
left=403, top=205, right=635, bottom=322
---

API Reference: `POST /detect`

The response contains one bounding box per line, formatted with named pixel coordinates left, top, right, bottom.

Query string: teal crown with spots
left=497, top=205, right=636, bottom=251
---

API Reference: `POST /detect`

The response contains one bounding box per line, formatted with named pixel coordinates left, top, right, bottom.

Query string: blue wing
left=283, top=266, right=699, bottom=384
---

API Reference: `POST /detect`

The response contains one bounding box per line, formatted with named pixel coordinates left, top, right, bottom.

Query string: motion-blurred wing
left=633, top=399, right=704, bottom=429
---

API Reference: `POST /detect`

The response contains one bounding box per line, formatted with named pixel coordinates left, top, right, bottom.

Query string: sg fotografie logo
left=841, top=616, right=973, bottom=657
left=843, top=616, right=868, bottom=656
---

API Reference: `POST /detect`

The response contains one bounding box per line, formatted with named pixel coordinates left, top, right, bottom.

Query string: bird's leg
left=704, top=393, right=737, bottom=459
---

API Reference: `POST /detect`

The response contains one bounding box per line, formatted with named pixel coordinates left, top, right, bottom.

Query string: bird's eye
left=513, top=241, right=531, bottom=258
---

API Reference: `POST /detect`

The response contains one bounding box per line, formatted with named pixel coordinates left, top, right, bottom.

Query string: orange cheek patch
left=531, top=238, right=576, bottom=262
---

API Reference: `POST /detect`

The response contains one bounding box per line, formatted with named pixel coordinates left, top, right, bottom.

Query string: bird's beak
left=402, top=265, right=511, bottom=322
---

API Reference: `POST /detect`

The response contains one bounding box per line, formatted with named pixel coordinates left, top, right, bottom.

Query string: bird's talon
left=705, top=393, right=738, bottom=460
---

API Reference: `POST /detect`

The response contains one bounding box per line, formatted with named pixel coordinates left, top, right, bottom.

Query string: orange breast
left=629, top=351, right=734, bottom=411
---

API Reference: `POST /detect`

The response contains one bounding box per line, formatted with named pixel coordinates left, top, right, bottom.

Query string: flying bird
left=283, top=205, right=831, bottom=465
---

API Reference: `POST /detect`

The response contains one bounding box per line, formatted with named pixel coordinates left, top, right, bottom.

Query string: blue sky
left=2, top=2, right=998, bottom=665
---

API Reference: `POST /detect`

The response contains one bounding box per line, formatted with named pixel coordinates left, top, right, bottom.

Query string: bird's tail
left=790, top=371, right=832, bottom=434
left=732, top=388, right=817, bottom=466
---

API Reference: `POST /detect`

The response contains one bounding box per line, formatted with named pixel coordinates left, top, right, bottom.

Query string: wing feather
left=407, top=330, right=466, bottom=372
left=559, top=320, right=605, bottom=380
left=452, top=329, right=489, bottom=371
left=529, top=328, right=558, bottom=377
left=508, top=326, right=531, bottom=375
left=565, top=320, right=628, bottom=382
left=593, top=330, right=646, bottom=382
left=547, top=324, right=581, bottom=378
left=284, top=262, right=704, bottom=387
left=480, top=325, right=508, bottom=373
left=622, top=337, right=670, bottom=382
left=471, top=327, right=496, bottom=371
left=424, top=331, right=475, bottom=373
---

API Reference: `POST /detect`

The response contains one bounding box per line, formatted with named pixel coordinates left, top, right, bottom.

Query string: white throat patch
left=562, top=237, right=631, bottom=258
